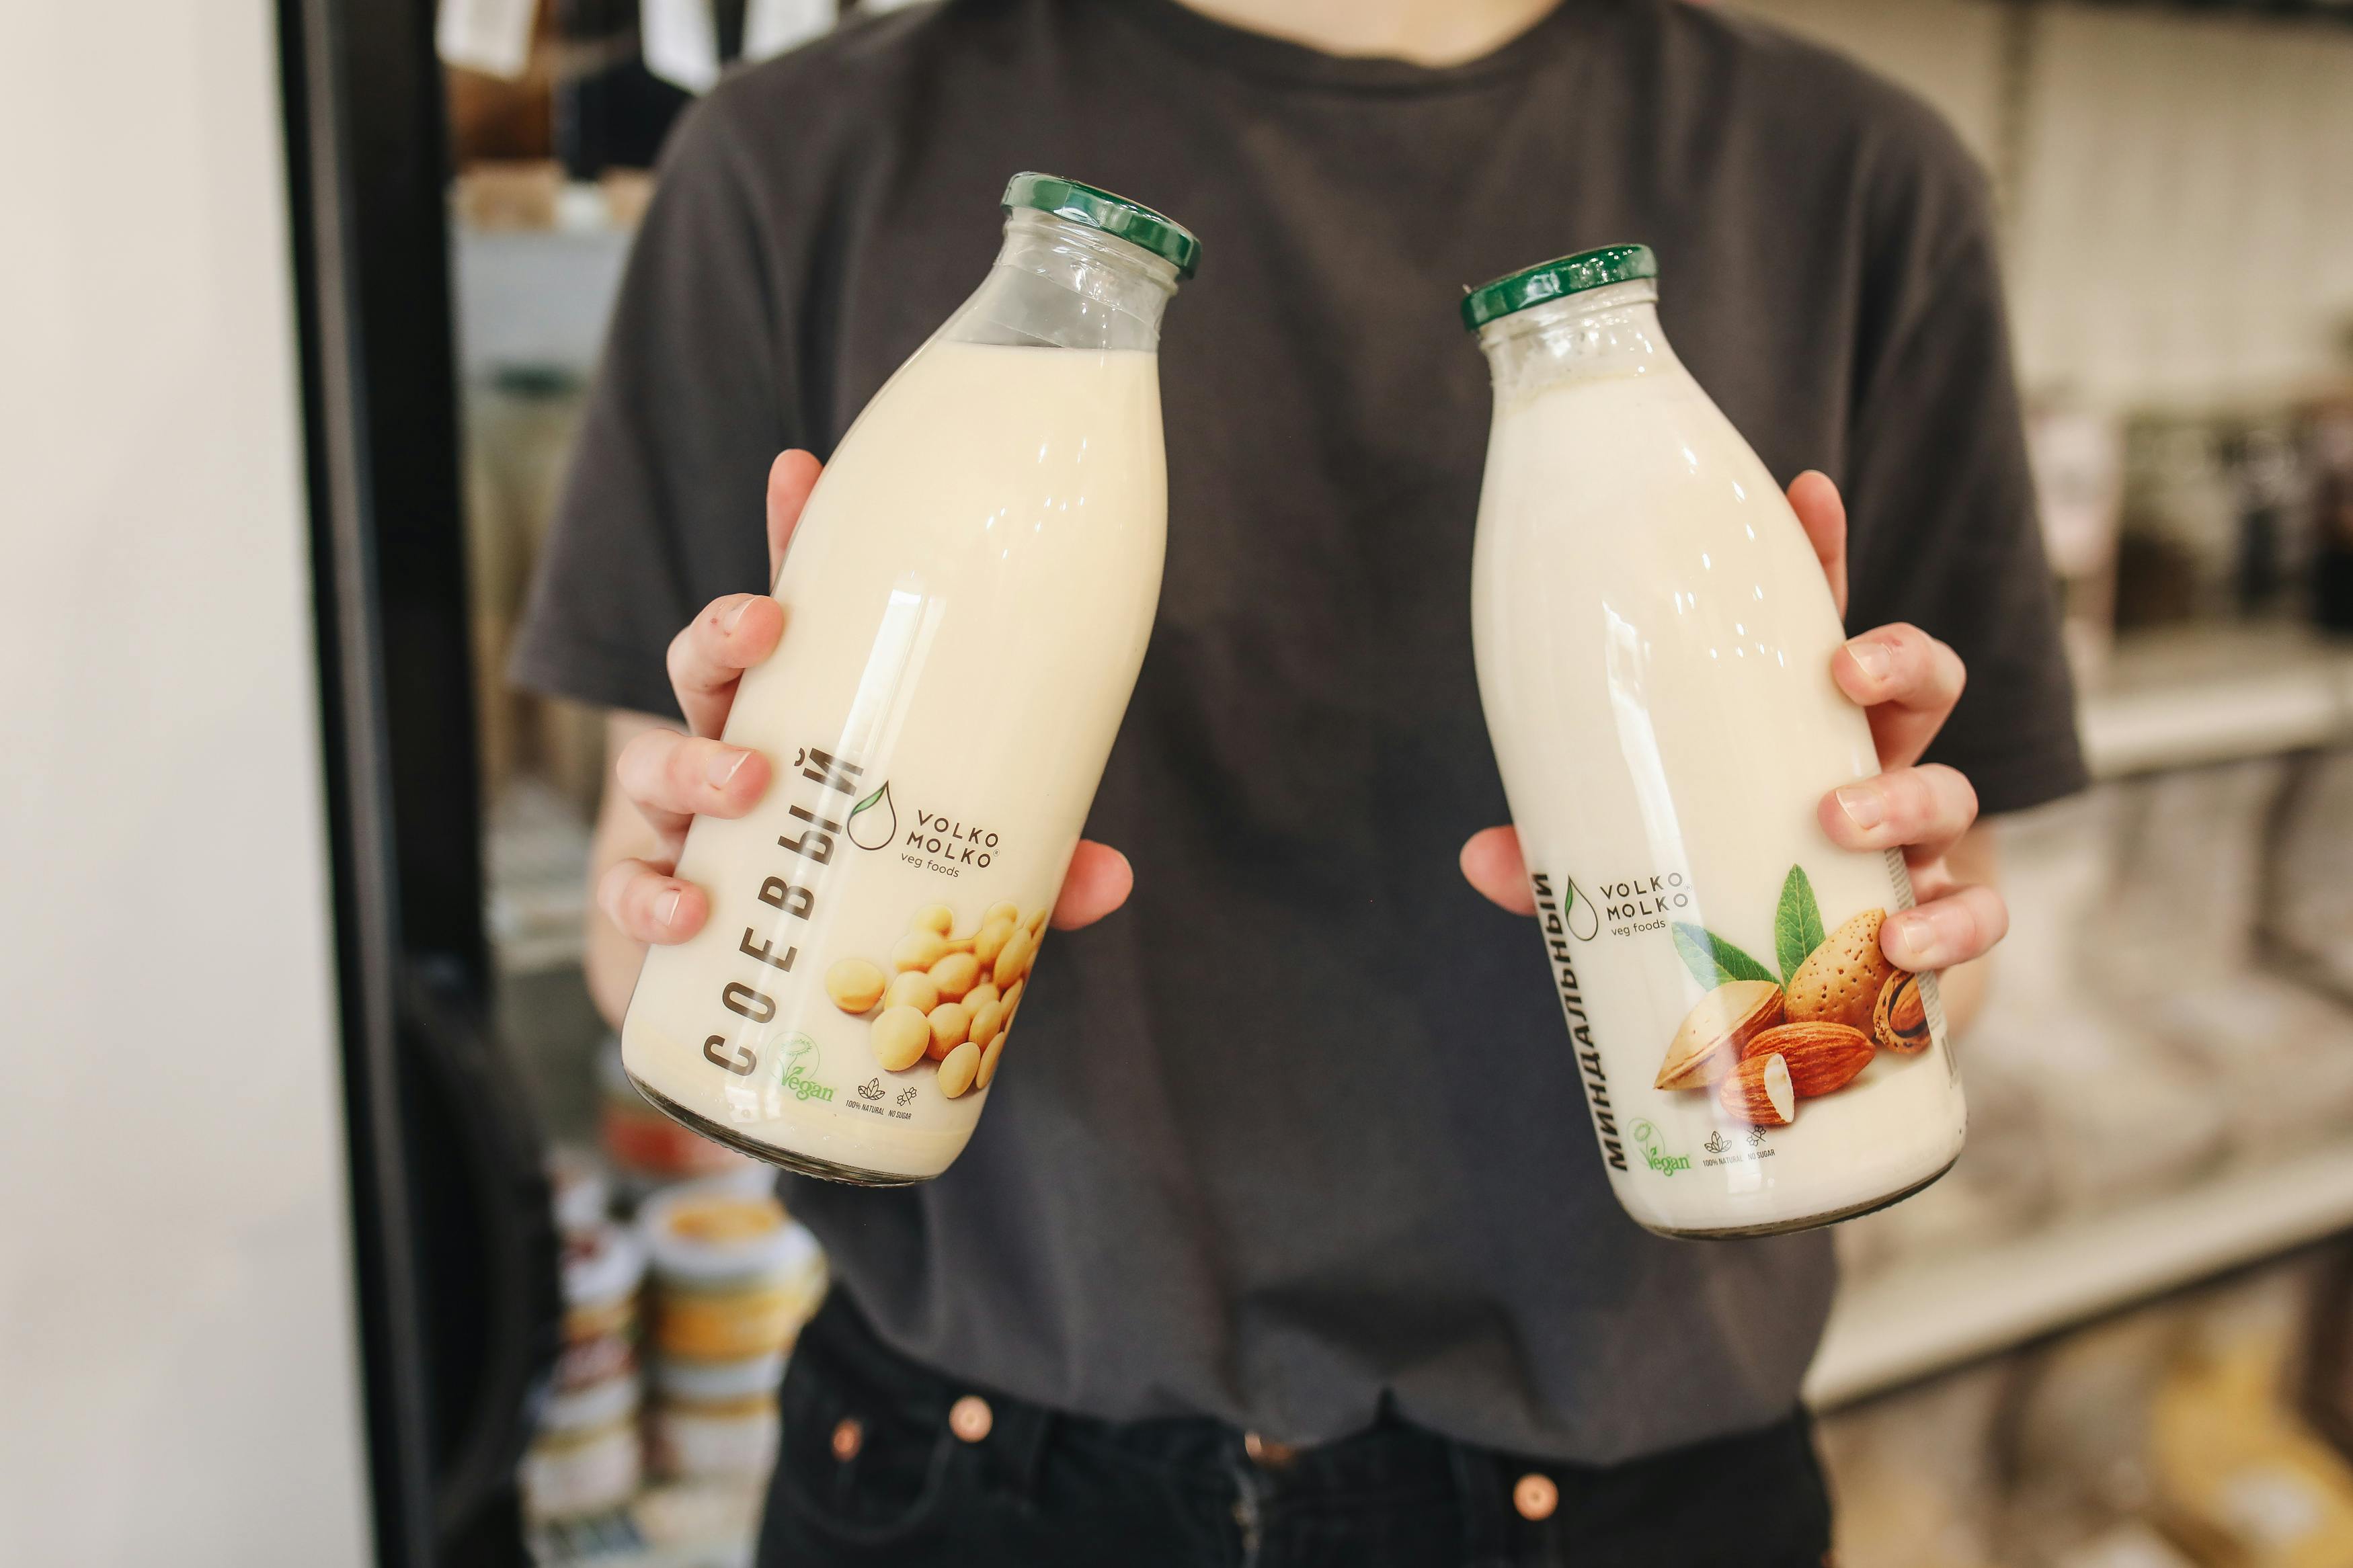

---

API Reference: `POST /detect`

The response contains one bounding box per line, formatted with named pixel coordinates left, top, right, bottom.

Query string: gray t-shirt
left=515, top=0, right=2086, bottom=1463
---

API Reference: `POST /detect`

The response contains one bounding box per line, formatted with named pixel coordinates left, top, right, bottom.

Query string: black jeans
left=758, top=1294, right=1833, bottom=1567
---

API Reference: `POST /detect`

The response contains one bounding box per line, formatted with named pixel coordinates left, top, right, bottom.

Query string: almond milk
left=1463, top=246, right=1965, bottom=1236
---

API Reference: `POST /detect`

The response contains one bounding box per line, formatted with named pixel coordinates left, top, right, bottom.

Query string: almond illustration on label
left=1650, top=868, right=1928, bottom=1137
left=1656, top=980, right=1784, bottom=1089
left=1740, top=1022, right=1874, bottom=1098
left=1872, top=971, right=1931, bottom=1054
left=1784, top=909, right=1892, bottom=1034
left=1717, top=1053, right=1795, bottom=1125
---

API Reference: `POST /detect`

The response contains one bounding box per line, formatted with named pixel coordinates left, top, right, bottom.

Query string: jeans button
left=1513, top=1473, right=1558, bottom=1522
left=949, top=1395, right=994, bottom=1443
left=830, top=1418, right=863, bottom=1461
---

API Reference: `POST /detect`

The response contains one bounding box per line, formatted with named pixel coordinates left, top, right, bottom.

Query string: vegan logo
left=846, top=782, right=895, bottom=851
left=776, top=1033, right=835, bottom=1103
left=1630, top=1119, right=1691, bottom=1177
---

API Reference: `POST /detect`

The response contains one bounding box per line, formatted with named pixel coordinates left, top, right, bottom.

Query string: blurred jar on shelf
left=555, top=1218, right=645, bottom=1396
left=522, top=1368, right=641, bottom=1523
left=2224, top=419, right=2312, bottom=622
left=640, top=1179, right=826, bottom=1365
left=650, top=1351, right=786, bottom=1483
left=639, top=1179, right=823, bottom=1487
left=2028, top=402, right=2126, bottom=686
left=526, top=1150, right=648, bottom=1522
left=2310, top=398, right=2353, bottom=635
left=548, top=1143, right=610, bottom=1239
left=2116, top=416, right=2237, bottom=630
left=2115, top=409, right=2315, bottom=634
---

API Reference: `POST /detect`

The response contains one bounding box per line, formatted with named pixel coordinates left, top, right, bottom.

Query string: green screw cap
left=1002, top=172, right=1201, bottom=280
left=1460, top=244, right=1658, bottom=332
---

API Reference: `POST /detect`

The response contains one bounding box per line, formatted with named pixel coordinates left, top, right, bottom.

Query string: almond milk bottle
left=622, top=175, right=1197, bottom=1184
left=1463, top=245, right=1965, bottom=1237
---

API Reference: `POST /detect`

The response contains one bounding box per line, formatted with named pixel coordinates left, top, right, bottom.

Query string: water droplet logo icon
left=847, top=782, right=895, bottom=850
left=1565, top=875, right=1599, bottom=940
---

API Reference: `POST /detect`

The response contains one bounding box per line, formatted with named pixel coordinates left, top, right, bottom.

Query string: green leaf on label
left=1673, top=923, right=1779, bottom=989
left=851, top=782, right=887, bottom=815
left=1774, top=864, right=1826, bottom=986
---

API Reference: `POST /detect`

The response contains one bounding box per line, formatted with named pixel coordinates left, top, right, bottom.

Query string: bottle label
left=1531, top=852, right=1955, bottom=1221
left=688, top=738, right=1047, bottom=1128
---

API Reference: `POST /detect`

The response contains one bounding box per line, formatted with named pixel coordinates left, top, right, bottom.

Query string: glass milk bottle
left=622, top=174, right=1197, bottom=1184
left=1463, top=245, right=1964, bottom=1237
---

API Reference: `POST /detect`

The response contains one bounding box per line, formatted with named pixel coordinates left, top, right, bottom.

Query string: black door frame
left=276, top=0, right=506, bottom=1562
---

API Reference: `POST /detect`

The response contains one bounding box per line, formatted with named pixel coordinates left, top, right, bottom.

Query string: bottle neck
left=941, top=210, right=1179, bottom=353
left=1475, top=280, right=1676, bottom=401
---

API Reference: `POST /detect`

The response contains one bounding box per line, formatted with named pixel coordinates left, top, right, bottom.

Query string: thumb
left=1786, top=470, right=1849, bottom=621
left=1460, top=825, right=1536, bottom=915
left=766, top=450, right=823, bottom=583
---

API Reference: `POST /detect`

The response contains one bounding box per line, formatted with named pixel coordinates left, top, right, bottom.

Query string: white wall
left=1732, top=0, right=2007, bottom=163
left=0, top=3, right=374, bottom=1564
left=1738, top=0, right=2353, bottom=411
left=2007, top=3, right=2353, bottom=408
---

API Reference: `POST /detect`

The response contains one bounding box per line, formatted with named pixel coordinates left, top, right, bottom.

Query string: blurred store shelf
left=489, top=779, right=595, bottom=975
left=2081, top=625, right=2353, bottom=779
left=452, top=217, right=632, bottom=379
left=1806, top=1137, right=2353, bottom=1409
left=529, top=1479, right=760, bottom=1568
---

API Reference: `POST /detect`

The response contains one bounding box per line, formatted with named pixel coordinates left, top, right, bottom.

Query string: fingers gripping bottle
left=622, top=175, right=1198, bottom=1184
left=1462, top=246, right=1966, bottom=1236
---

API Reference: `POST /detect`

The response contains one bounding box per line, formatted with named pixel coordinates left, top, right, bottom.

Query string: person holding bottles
left=514, top=0, right=2084, bottom=1561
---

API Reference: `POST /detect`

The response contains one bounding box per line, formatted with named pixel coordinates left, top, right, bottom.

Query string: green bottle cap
left=1459, top=244, right=1658, bottom=332
left=1002, top=172, right=1201, bottom=280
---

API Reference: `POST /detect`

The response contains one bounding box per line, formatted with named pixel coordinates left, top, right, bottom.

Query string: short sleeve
left=1839, top=168, right=2089, bottom=817
left=508, top=97, right=789, bottom=721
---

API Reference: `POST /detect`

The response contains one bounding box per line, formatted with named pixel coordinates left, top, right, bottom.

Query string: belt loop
left=1448, top=1440, right=1516, bottom=1567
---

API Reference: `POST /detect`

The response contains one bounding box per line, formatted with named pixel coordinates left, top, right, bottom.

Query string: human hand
left=595, top=450, right=1136, bottom=948
left=1455, top=470, right=2008, bottom=977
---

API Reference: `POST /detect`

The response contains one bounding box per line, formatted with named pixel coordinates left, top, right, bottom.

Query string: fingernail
left=1845, top=638, right=1891, bottom=679
left=654, top=888, right=683, bottom=928
left=722, top=597, right=754, bottom=633
left=1886, top=907, right=1961, bottom=970
left=1834, top=786, right=1884, bottom=831
left=707, top=748, right=752, bottom=788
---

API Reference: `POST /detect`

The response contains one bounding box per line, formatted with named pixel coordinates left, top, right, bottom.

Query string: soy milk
left=623, top=176, right=1198, bottom=1184
left=1463, top=246, right=1965, bottom=1235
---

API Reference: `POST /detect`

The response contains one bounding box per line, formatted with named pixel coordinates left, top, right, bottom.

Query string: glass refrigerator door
left=438, top=2, right=847, bottom=1563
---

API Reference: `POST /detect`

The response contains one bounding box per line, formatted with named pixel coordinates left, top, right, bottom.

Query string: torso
left=653, top=0, right=2023, bottom=1462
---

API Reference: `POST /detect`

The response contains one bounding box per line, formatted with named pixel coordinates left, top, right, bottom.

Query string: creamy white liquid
left=1472, top=330, right=1965, bottom=1235
left=623, top=340, right=1166, bottom=1180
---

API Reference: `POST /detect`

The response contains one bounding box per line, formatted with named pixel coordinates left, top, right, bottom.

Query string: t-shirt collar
left=1106, top=0, right=1591, bottom=93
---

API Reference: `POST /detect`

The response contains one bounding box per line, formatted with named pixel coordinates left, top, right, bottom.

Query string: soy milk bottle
left=622, top=175, right=1198, bottom=1184
left=1463, top=245, right=1966, bottom=1236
